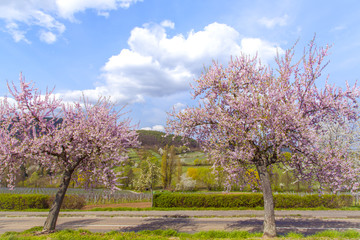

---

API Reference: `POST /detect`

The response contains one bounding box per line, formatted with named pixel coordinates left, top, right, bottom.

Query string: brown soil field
left=81, top=202, right=152, bottom=210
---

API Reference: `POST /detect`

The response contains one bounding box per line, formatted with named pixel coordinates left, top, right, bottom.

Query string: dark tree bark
left=43, top=168, right=73, bottom=232
left=256, top=164, right=277, bottom=238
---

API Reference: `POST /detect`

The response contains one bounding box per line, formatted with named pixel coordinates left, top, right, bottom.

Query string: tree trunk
left=43, top=169, right=73, bottom=232
left=256, top=164, right=277, bottom=238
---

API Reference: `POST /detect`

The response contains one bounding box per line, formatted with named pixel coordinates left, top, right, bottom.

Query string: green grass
left=2, top=228, right=360, bottom=239
left=311, top=229, right=360, bottom=238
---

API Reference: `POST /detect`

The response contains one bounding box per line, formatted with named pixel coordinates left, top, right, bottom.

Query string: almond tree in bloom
left=167, top=39, right=360, bottom=237
left=0, top=76, right=139, bottom=232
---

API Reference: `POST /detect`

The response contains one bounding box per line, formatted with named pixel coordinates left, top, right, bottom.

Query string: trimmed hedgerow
left=153, top=193, right=263, bottom=208
left=0, top=194, right=49, bottom=210
left=0, top=194, right=86, bottom=210
left=153, top=192, right=353, bottom=208
left=48, top=194, right=86, bottom=209
left=273, top=194, right=353, bottom=208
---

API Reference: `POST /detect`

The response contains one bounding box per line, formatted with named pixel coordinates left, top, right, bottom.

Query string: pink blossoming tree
left=167, top=39, right=360, bottom=237
left=0, top=76, right=139, bottom=232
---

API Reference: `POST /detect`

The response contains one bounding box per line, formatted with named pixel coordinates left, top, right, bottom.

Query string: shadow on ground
left=226, top=218, right=360, bottom=236
left=56, top=219, right=100, bottom=230
left=121, top=217, right=196, bottom=232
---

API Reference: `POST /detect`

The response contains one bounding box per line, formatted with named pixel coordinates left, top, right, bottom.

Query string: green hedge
left=153, top=193, right=353, bottom=208
left=48, top=194, right=85, bottom=209
left=0, top=194, right=85, bottom=210
left=0, top=194, right=49, bottom=210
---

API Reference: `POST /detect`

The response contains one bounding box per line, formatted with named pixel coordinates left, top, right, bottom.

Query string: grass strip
left=1, top=227, right=360, bottom=239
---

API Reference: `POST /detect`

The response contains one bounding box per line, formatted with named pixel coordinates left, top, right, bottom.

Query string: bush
left=0, top=194, right=49, bottom=210
left=0, top=193, right=86, bottom=210
left=48, top=194, right=86, bottom=209
left=273, top=194, right=353, bottom=208
left=153, top=193, right=264, bottom=208
left=153, top=192, right=353, bottom=208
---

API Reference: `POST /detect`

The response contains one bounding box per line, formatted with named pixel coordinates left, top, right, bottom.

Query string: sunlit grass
left=2, top=228, right=360, bottom=239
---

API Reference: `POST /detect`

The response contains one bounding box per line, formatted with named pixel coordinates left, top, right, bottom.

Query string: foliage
left=175, top=173, right=196, bottom=191
left=273, top=193, right=353, bottom=208
left=0, top=76, right=138, bottom=231
left=0, top=76, right=138, bottom=189
left=47, top=194, right=85, bottom=209
left=187, top=167, right=199, bottom=179
left=134, top=156, right=161, bottom=191
left=160, top=145, right=177, bottom=189
left=0, top=194, right=49, bottom=210
left=0, top=193, right=86, bottom=210
left=187, top=167, right=216, bottom=190
left=168, top=38, right=360, bottom=192
left=167, top=37, right=360, bottom=236
left=153, top=192, right=353, bottom=208
left=0, top=188, right=151, bottom=205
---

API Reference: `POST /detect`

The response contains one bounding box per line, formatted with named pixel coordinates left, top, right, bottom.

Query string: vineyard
left=0, top=187, right=151, bottom=204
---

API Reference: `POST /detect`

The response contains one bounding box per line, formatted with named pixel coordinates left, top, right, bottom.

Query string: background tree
left=167, top=38, right=360, bottom=237
left=176, top=152, right=182, bottom=185
left=134, top=155, right=160, bottom=207
left=160, top=145, right=177, bottom=189
left=0, top=77, right=138, bottom=232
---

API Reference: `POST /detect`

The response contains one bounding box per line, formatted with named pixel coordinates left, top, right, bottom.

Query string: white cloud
left=331, top=25, right=346, bottom=32
left=258, top=14, right=289, bottom=29
left=39, top=31, right=57, bottom=44
left=173, top=102, right=185, bottom=111
left=97, top=11, right=110, bottom=18
left=141, top=125, right=165, bottom=132
left=55, top=0, right=143, bottom=20
left=0, top=0, right=141, bottom=43
left=59, top=21, right=283, bottom=105
left=160, top=20, right=175, bottom=29
left=240, top=38, right=283, bottom=62
left=5, top=22, right=30, bottom=43
left=0, top=97, right=17, bottom=107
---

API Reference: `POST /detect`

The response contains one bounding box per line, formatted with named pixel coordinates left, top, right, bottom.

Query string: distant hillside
left=137, top=130, right=198, bottom=149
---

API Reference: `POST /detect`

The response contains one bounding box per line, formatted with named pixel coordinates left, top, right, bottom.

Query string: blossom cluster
left=167, top=38, right=360, bottom=192
left=0, top=75, right=139, bottom=189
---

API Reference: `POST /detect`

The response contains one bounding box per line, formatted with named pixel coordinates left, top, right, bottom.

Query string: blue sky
left=0, top=0, right=359, bottom=131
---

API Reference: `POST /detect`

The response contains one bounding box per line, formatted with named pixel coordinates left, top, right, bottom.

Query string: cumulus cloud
left=0, top=0, right=141, bottom=43
left=81, top=21, right=283, bottom=104
left=141, top=125, right=165, bottom=132
left=258, top=14, right=289, bottom=29
left=56, top=21, right=283, bottom=105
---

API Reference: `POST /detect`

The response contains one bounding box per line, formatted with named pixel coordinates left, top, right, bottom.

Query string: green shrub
left=153, top=192, right=353, bottom=208
left=0, top=194, right=49, bottom=210
left=0, top=193, right=86, bottom=210
left=47, top=194, right=86, bottom=209
left=153, top=193, right=263, bottom=208
left=273, top=194, right=353, bottom=208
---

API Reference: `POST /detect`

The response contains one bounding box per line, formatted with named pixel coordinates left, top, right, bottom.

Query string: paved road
left=1, top=210, right=360, bottom=236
